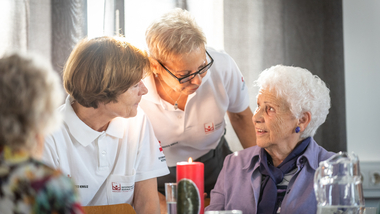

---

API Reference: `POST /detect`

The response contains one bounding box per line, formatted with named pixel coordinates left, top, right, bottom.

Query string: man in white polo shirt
left=42, top=36, right=169, bottom=214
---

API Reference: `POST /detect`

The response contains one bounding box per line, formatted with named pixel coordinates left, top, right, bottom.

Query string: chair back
left=205, top=198, right=210, bottom=207
left=83, top=203, right=136, bottom=214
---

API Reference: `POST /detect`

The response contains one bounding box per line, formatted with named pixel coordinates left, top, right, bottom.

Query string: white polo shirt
left=140, top=48, right=249, bottom=167
left=42, top=95, right=169, bottom=206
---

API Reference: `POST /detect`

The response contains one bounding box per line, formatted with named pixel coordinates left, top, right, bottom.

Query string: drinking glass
left=314, top=152, right=365, bottom=214
left=165, top=183, right=177, bottom=214
left=363, top=207, right=377, bottom=214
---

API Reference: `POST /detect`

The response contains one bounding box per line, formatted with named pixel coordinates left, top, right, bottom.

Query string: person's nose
left=190, top=73, right=202, bottom=85
left=252, top=107, right=264, bottom=124
left=139, top=81, right=148, bottom=96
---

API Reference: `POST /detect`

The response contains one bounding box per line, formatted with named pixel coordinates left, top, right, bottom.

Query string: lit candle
left=177, top=157, right=204, bottom=214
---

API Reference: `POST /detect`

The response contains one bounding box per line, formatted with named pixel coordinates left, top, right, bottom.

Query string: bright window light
left=124, top=0, right=173, bottom=50
left=87, top=0, right=224, bottom=52
left=87, top=0, right=105, bottom=39
left=124, top=0, right=224, bottom=51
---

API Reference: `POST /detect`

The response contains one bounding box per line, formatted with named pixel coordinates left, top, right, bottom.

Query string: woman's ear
left=298, top=112, right=311, bottom=132
left=149, top=57, right=160, bottom=71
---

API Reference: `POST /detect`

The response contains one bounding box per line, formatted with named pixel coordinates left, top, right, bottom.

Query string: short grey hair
left=145, top=8, right=207, bottom=62
left=255, top=65, right=331, bottom=138
left=0, top=52, right=63, bottom=151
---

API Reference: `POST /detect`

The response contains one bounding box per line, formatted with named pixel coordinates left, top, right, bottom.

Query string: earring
left=154, top=73, right=158, bottom=78
left=295, top=126, right=300, bottom=133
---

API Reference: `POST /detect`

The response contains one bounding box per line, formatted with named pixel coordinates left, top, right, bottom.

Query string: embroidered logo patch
left=112, top=182, right=121, bottom=191
left=112, top=182, right=134, bottom=192
left=204, top=123, right=215, bottom=133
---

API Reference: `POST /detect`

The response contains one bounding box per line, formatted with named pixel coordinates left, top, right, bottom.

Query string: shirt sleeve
left=134, top=113, right=170, bottom=182
left=221, top=52, right=250, bottom=113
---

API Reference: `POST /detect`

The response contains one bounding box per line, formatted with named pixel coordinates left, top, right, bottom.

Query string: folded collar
left=62, top=95, right=125, bottom=147
left=242, top=146, right=261, bottom=172
left=300, top=138, right=320, bottom=170
left=142, top=75, right=161, bottom=104
left=241, top=138, right=320, bottom=172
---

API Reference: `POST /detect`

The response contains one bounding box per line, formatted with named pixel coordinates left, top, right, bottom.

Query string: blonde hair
left=0, top=52, right=63, bottom=151
left=255, top=65, right=331, bottom=138
left=63, top=36, right=151, bottom=108
left=145, top=8, right=207, bottom=61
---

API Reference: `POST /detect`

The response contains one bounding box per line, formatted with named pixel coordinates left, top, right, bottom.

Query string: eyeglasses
left=157, top=51, right=214, bottom=84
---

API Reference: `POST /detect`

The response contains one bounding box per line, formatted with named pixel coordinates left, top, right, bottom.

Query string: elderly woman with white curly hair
left=0, top=53, right=83, bottom=213
left=206, top=65, right=335, bottom=214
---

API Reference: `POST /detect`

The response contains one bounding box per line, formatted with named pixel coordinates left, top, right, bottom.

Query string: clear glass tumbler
left=165, top=183, right=177, bottom=214
left=314, top=152, right=365, bottom=214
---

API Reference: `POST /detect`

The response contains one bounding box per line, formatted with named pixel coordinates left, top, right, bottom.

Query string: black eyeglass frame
left=157, top=51, right=214, bottom=84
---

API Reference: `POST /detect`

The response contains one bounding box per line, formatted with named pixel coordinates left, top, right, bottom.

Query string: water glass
left=314, top=152, right=365, bottom=211
left=364, top=207, right=377, bottom=214
left=205, top=210, right=243, bottom=214
left=165, top=183, right=177, bottom=214
left=316, top=206, right=364, bottom=214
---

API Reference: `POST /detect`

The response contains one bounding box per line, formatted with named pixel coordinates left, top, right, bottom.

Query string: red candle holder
left=177, top=157, right=204, bottom=214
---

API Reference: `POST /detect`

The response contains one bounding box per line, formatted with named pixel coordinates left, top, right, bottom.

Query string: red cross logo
left=158, top=141, right=163, bottom=152
left=112, top=182, right=121, bottom=191
left=204, top=123, right=215, bottom=133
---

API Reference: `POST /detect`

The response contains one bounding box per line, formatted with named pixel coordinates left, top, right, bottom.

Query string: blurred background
left=0, top=0, right=379, bottom=207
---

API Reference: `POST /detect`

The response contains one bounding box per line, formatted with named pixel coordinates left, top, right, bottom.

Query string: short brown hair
left=63, top=36, right=151, bottom=108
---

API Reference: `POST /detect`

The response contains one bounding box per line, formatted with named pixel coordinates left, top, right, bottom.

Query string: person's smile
left=256, top=128, right=268, bottom=136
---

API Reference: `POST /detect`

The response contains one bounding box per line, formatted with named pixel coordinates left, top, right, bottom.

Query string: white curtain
left=0, top=0, right=52, bottom=61
left=0, top=0, right=29, bottom=56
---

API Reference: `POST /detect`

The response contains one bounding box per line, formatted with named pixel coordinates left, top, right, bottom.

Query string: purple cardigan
left=205, top=138, right=334, bottom=214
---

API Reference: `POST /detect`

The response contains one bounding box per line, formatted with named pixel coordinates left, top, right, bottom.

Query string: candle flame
left=188, top=157, right=193, bottom=163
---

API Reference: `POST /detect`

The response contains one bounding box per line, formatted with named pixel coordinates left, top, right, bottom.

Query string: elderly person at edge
left=140, top=8, right=256, bottom=211
left=42, top=36, right=169, bottom=213
left=0, top=53, right=83, bottom=213
left=206, top=65, right=335, bottom=214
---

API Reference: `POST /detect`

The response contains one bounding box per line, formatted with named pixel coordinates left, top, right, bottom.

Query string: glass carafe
left=314, top=152, right=365, bottom=214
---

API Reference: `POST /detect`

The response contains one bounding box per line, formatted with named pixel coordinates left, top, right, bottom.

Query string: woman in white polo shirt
left=140, top=8, right=256, bottom=213
left=42, top=36, right=169, bottom=213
